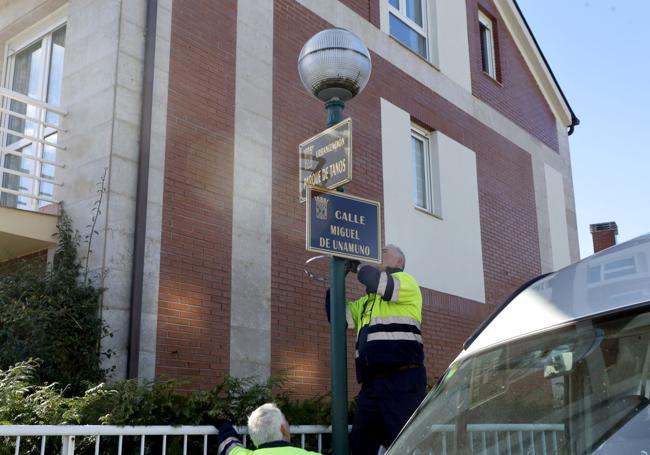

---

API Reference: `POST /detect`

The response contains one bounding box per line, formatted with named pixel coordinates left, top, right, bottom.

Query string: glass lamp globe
left=298, top=28, right=372, bottom=102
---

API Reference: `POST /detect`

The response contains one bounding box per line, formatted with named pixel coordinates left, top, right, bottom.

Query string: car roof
left=458, top=233, right=650, bottom=361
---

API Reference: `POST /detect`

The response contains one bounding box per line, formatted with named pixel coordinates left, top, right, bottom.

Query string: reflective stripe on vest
left=367, top=331, right=423, bottom=343
left=368, top=316, right=421, bottom=331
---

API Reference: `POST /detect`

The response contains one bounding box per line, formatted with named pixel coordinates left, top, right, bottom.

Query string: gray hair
left=385, top=244, right=406, bottom=268
left=247, top=403, right=288, bottom=447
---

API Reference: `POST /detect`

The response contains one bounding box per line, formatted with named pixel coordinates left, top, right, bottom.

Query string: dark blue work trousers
left=350, top=365, right=427, bottom=455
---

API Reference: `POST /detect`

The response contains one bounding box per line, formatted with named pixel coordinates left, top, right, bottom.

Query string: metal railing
left=0, top=423, right=563, bottom=454
left=418, top=423, right=565, bottom=455
left=468, top=423, right=564, bottom=455
left=0, top=424, right=339, bottom=454
left=0, top=86, right=66, bottom=211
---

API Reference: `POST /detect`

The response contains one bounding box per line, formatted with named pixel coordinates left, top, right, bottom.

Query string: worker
left=326, top=244, right=426, bottom=454
left=216, top=403, right=320, bottom=455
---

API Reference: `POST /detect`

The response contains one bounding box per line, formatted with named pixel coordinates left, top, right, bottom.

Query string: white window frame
left=410, top=125, right=441, bottom=217
left=388, top=0, right=429, bottom=60
left=478, top=10, right=497, bottom=79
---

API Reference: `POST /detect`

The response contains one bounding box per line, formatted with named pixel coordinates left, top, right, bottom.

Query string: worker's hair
left=247, top=403, right=288, bottom=447
left=385, top=244, right=406, bottom=269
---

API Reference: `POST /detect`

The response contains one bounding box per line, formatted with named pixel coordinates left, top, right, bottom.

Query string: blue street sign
left=306, top=187, right=381, bottom=264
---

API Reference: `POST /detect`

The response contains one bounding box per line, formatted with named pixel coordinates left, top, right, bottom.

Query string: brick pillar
left=590, top=222, right=618, bottom=253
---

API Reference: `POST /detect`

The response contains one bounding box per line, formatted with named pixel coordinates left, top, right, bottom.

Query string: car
left=387, top=233, right=650, bottom=454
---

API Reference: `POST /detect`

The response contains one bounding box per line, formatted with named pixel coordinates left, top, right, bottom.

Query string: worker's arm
left=325, top=288, right=357, bottom=329
left=217, top=422, right=252, bottom=455
left=357, top=265, right=400, bottom=302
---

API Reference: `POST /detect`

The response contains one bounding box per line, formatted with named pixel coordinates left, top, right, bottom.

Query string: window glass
left=405, top=0, right=423, bottom=26
left=479, top=13, right=496, bottom=78
left=411, top=134, right=427, bottom=209
left=46, top=26, right=66, bottom=125
left=479, top=23, right=491, bottom=73
left=390, top=13, right=427, bottom=59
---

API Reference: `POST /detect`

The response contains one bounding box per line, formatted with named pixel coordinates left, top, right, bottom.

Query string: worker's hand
left=344, top=259, right=361, bottom=274
left=214, top=419, right=235, bottom=434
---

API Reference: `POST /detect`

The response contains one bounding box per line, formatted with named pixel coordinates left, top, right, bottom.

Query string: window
left=478, top=10, right=497, bottom=79
left=388, top=0, right=428, bottom=59
left=1, top=18, right=66, bottom=210
left=588, top=256, right=638, bottom=284
left=411, top=126, right=439, bottom=216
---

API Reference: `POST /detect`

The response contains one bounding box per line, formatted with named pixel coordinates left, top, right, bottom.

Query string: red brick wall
left=158, top=0, right=548, bottom=395
left=592, top=230, right=617, bottom=253
left=338, top=0, right=380, bottom=27
left=156, top=0, right=237, bottom=389
left=467, top=0, right=559, bottom=152
left=272, top=0, right=540, bottom=398
left=0, top=249, right=47, bottom=274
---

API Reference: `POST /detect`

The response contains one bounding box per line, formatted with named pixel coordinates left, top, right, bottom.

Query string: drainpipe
left=127, top=0, right=158, bottom=379
left=568, top=114, right=580, bottom=136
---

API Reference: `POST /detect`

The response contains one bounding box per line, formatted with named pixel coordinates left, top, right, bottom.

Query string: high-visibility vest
left=227, top=444, right=320, bottom=455
left=348, top=271, right=424, bottom=383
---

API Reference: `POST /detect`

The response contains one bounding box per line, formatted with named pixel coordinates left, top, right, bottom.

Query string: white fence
left=0, top=423, right=564, bottom=454
left=0, top=424, right=336, bottom=455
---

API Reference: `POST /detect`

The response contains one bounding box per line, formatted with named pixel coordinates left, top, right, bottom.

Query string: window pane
left=46, top=26, right=66, bottom=125
left=479, top=23, right=491, bottom=74
left=7, top=42, right=43, bottom=146
left=389, top=0, right=399, bottom=8
left=587, top=266, right=601, bottom=284
left=412, top=135, right=428, bottom=209
left=390, top=13, right=427, bottom=59
left=406, top=0, right=423, bottom=26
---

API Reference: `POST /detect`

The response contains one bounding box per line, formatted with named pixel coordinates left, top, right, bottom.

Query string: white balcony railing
left=0, top=86, right=66, bottom=212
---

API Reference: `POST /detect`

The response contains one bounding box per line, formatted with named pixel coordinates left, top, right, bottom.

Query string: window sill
left=414, top=205, right=442, bottom=220
left=481, top=70, right=503, bottom=87
left=389, top=35, right=440, bottom=72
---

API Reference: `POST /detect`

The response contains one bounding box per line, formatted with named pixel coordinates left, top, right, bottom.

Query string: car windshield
left=388, top=307, right=650, bottom=455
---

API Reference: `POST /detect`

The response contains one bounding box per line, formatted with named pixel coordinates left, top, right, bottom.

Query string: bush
left=0, top=213, right=109, bottom=395
left=0, top=361, right=334, bottom=453
left=0, top=361, right=332, bottom=426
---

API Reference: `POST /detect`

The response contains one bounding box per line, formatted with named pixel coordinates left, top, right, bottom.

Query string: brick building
left=0, top=0, right=579, bottom=397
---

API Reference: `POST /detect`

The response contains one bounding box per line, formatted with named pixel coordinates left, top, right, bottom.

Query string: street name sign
left=299, top=118, right=352, bottom=202
left=306, top=187, right=381, bottom=264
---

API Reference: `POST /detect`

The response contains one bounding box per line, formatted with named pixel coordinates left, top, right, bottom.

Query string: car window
left=388, top=307, right=650, bottom=454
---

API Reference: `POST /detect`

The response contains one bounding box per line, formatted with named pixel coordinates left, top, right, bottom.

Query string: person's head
left=382, top=244, right=406, bottom=271
left=247, top=403, right=291, bottom=447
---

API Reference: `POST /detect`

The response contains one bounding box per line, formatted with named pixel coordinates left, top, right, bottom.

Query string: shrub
left=0, top=213, right=109, bottom=395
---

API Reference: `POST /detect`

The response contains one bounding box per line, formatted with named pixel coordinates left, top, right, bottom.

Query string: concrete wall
left=55, top=0, right=146, bottom=379
left=381, top=99, right=485, bottom=302
left=0, top=0, right=171, bottom=380
left=139, top=0, right=173, bottom=381
left=229, top=0, right=274, bottom=381
left=544, top=163, right=571, bottom=270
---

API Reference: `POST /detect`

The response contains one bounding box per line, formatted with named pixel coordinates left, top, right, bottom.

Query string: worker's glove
left=344, top=259, right=361, bottom=275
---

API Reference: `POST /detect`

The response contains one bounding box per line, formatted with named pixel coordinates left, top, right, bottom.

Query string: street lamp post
left=298, top=28, right=371, bottom=455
